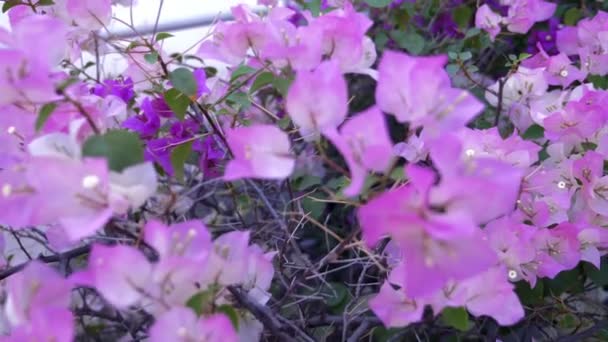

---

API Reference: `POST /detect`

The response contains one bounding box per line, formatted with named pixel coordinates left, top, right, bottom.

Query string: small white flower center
left=508, top=269, right=518, bottom=280
left=1, top=184, right=12, bottom=197
left=187, top=228, right=197, bottom=237
left=6, top=126, right=16, bottom=135
left=559, top=69, right=569, bottom=78
left=465, top=149, right=475, bottom=157
left=82, top=175, right=100, bottom=189
left=557, top=181, right=566, bottom=189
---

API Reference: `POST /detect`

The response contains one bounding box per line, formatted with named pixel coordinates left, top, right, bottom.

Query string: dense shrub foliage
left=2, top=0, right=608, bottom=341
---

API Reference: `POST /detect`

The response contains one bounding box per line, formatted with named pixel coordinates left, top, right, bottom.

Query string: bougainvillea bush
left=5, top=0, right=608, bottom=340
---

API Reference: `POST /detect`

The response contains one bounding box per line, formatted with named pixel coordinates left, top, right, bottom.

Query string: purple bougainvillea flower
left=91, top=77, right=135, bottom=103
left=224, top=124, right=295, bottom=180
left=123, top=98, right=161, bottom=138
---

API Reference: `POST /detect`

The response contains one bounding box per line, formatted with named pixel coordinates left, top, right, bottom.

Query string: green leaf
left=390, top=30, right=425, bottom=55
left=584, top=259, right=608, bottom=286
left=302, top=196, right=326, bottom=220
left=155, top=32, right=174, bottom=41
left=320, top=282, right=349, bottom=308
left=144, top=52, right=158, bottom=64
left=163, top=89, right=190, bottom=120
left=364, top=0, right=391, bottom=8
left=459, top=51, right=473, bottom=61
left=522, top=124, right=545, bottom=140
left=216, top=305, right=239, bottom=329
left=82, top=130, right=144, bottom=172
left=169, top=68, right=198, bottom=97
left=226, top=91, right=251, bottom=110
left=36, top=103, right=57, bottom=131
left=588, top=75, right=608, bottom=89
left=441, top=307, right=470, bottom=332
left=2, top=0, right=22, bottom=13
left=170, top=141, right=193, bottom=183
left=186, top=289, right=215, bottom=316
left=453, top=5, right=473, bottom=29
left=582, top=142, right=598, bottom=151
left=563, top=7, right=583, bottom=26
left=374, top=32, right=389, bottom=50
left=36, top=0, right=54, bottom=5
left=249, top=72, right=275, bottom=94
left=515, top=280, right=545, bottom=306
left=230, top=65, right=256, bottom=81
left=546, top=268, right=584, bottom=295
left=273, top=76, right=292, bottom=97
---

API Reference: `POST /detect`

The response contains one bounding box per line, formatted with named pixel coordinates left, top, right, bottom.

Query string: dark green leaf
left=170, top=141, right=193, bottom=183
left=169, top=68, right=198, bottom=97
left=441, top=307, right=470, bottom=332
left=582, top=142, right=598, bottom=151
left=163, top=89, right=190, bottom=120
left=36, top=103, right=57, bottom=131
left=2, top=0, right=22, bottom=13
left=584, top=259, right=608, bottom=286
left=302, top=197, right=326, bottom=220
left=453, top=5, right=473, bottom=29
left=36, top=0, right=54, bottom=5
left=320, top=282, right=349, bottom=308
left=515, top=280, right=544, bottom=306
left=144, top=52, right=158, bottom=64
left=216, top=305, right=239, bottom=329
left=522, top=124, right=545, bottom=140
left=249, top=72, right=275, bottom=94
left=82, top=130, right=144, bottom=172
left=364, top=0, right=391, bottom=8
left=390, top=30, right=425, bottom=55
left=545, top=268, right=584, bottom=295
left=155, top=32, right=174, bottom=41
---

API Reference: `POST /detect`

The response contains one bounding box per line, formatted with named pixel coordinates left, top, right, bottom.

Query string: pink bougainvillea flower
left=532, top=223, right=582, bottom=278
left=27, top=157, right=113, bottom=240
left=428, top=134, right=524, bottom=225
left=369, top=282, right=425, bottom=328
left=66, top=0, right=112, bottom=30
left=323, top=106, right=394, bottom=197
left=4, top=261, right=71, bottom=327
left=71, top=244, right=152, bottom=309
left=148, top=307, right=237, bottom=342
left=505, top=0, right=556, bottom=34
left=544, top=53, right=587, bottom=88
left=376, top=50, right=483, bottom=136
left=224, top=124, right=295, bottom=181
left=261, top=22, right=324, bottom=71
left=358, top=164, right=497, bottom=297
left=475, top=4, right=503, bottom=41
left=1, top=307, right=74, bottom=342
left=443, top=266, right=525, bottom=326
left=144, top=219, right=212, bottom=260
left=286, top=61, right=348, bottom=136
